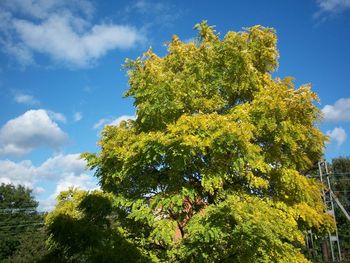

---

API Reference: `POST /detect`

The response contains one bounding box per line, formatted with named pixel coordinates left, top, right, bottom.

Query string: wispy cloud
left=48, top=110, right=67, bottom=123
left=0, top=109, right=68, bottom=156
left=74, top=112, right=83, bottom=122
left=14, top=93, right=40, bottom=105
left=322, top=98, right=350, bottom=122
left=2, top=0, right=94, bottom=20
left=0, top=0, right=145, bottom=68
left=326, top=127, right=347, bottom=146
left=314, top=0, right=350, bottom=20
left=316, top=0, right=350, bottom=14
left=125, top=0, right=182, bottom=28
left=93, top=118, right=109, bottom=129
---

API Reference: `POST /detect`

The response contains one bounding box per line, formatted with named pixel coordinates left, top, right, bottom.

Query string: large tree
left=82, top=22, right=333, bottom=262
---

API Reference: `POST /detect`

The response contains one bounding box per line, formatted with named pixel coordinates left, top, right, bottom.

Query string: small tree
left=44, top=189, right=150, bottom=263
left=83, top=22, right=333, bottom=262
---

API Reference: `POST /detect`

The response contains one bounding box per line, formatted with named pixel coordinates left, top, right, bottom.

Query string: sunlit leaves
left=83, top=21, right=332, bottom=262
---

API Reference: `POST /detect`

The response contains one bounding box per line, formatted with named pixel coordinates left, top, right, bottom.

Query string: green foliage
left=7, top=228, right=48, bottom=263
left=81, top=21, right=333, bottom=262
left=0, top=183, right=43, bottom=262
left=44, top=188, right=150, bottom=263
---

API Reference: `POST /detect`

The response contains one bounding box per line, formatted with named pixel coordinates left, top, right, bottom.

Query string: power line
left=0, top=222, right=44, bottom=230
left=330, top=172, right=350, bottom=176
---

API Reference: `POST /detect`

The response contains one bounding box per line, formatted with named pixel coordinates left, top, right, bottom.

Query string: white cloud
left=93, top=115, right=135, bottom=129
left=14, top=93, right=40, bottom=105
left=0, top=1, right=144, bottom=68
left=322, top=98, right=350, bottom=122
left=0, top=159, right=35, bottom=188
left=326, top=127, right=347, bottom=146
left=38, top=173, right=98, bottom=211
left=74, top=112, right=83, bottom=122
left=316, top=0, right=350, bottom=14
left=0, top=152, right=98, bottom=211
left=55, top=173, right=98, bottom=194
left=0, top=153, right=86, bottom=188
left=0, top=109, right=68, bottom=156
left=36, top=153, right=86, bottom=180
left=13, top=16, right=142, bottom=68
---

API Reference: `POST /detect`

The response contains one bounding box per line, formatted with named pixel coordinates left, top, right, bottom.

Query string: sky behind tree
left=0, top=0, right=349, bottom=210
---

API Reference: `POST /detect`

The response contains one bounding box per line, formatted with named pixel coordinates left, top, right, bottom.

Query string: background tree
left=83, top=22, right=334, bottom=262
left=0, top=183, right=44, bottom=262
left=7, top=228, right=48, bottom=263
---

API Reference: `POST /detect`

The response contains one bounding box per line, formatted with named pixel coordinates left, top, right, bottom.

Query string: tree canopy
left=74, top=22, right=335, bottom=262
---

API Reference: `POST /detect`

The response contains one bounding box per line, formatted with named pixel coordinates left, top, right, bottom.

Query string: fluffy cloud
left=0, top=109, right=67, bottom=156
left=14, top=93, right=40, bottom=105
left=0, top=153, right=86, bottom=188
left=55, top=173, right=98, bottom=194
left=36, top=154, right=86, bottom=180
left=12, top=16, right=142, bottom=68
left=93, top=115, right=135, bottom=129
left=316, top=0, right=350, bottom=13
left=0, top=159, right=35, bottom=187
left=322, top=98, right=350, bottom=122
left=326, top=127, right=347, bottom=146
left=0, top=153, right=98, bottom=210
left=0, top=0, right=144, bottom=68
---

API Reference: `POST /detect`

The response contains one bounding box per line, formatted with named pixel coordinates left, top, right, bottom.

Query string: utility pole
left=318, top=160, right=342, bottom=262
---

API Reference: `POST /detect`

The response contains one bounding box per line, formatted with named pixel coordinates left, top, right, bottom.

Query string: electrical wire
left=0, top=222, right=44, bottom=230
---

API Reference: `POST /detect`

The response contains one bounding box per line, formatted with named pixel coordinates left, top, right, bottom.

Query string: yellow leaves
left=45, top=189, right=95, bottom=225
left=81, top=22, right=333, bottom=262
left=293, top=202, right=335, bottom=232
left=243, top=171, right=269, bottom=189
left=123, top=23, right=281, bottom=133
left=201, top=171, right=224, bottom=194
left=183, top=194, right=310, bottom=261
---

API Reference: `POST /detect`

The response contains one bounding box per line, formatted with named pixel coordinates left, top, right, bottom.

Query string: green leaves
left=180, top=194, right=309, bottom=263
left=45, top=189, right=151, bottom=263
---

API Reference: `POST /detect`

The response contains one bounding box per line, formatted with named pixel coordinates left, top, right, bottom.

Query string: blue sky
left=0, top=0, right=349, bottom=210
